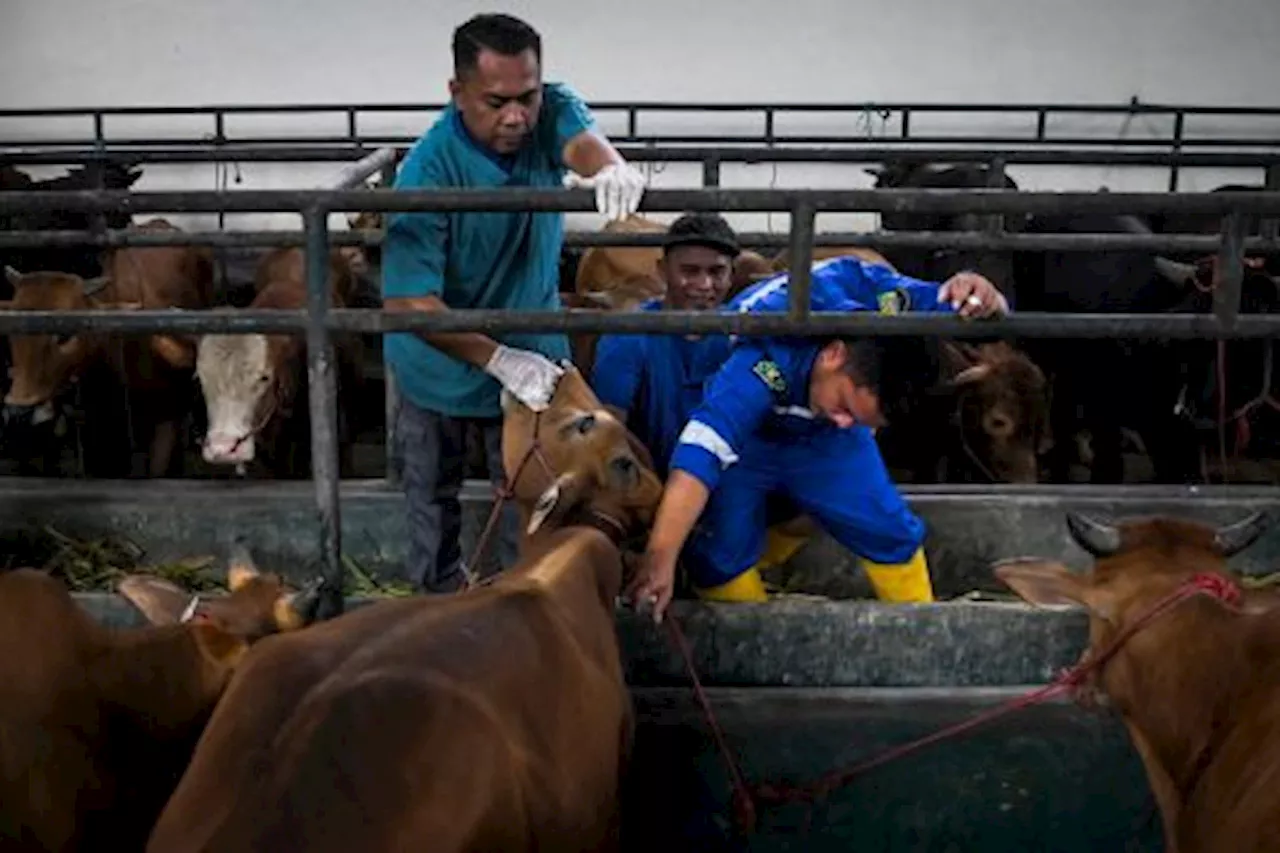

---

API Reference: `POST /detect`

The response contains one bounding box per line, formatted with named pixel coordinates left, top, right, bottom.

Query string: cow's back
left=149, top=533, right=630, bottom=853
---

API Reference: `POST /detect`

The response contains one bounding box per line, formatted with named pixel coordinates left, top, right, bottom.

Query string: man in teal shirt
left=382, top=13, right=646, bottom=593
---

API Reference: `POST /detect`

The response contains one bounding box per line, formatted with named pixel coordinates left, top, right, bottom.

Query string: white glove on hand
left=563, top=162, right=646, bottom=222
left=484, top=345, right=565, bottom=412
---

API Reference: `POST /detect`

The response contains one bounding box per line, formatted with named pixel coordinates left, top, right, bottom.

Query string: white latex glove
left=564, top=162, right=646, bottom=222
left=484, top=345, right=565, bottom=412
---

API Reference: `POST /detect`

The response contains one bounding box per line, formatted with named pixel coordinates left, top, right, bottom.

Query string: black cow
left=867, top=159, right=1026, bottom=304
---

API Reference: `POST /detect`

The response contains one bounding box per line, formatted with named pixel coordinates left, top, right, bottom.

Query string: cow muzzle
left=203, top=431, right=256, bottom=466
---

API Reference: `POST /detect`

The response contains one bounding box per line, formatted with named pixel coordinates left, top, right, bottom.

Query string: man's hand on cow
left=938, top=272, right=1010, bottom=319
left=483, top=345, right=565, bottom=412
left=563, top=162, right=646, bottom=222
left=626, top=548, right=678, bottom=625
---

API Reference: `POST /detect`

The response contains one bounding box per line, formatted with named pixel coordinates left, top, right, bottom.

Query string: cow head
left=500, top=364, right=663, bottom=545
left=940, top=341, right=1052, bottom=483
left=0, top=266, right=143, bottom=433
left=118, top=543, right=324, bottom=649
left=996, top=510, right=1275, bottom=662
left=196, top=332, right=296, bottom=468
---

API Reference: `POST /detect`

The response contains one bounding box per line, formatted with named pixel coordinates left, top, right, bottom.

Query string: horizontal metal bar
left=6, top=145, right=1280, bottom=169
left=0, top=307, right=1275, bottom=340
left=5, top=228, right=1279, bottom=254
left=3, top=100, right=1278, bottom=118
left=323, top=147, right=397, bottom=190
left=4, top=187, right=1280, bottom=217
left=8, top=134, right=1280, bottom=151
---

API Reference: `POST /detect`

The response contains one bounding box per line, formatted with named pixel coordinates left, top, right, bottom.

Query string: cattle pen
left=4, top=98, right=1280, bottom=850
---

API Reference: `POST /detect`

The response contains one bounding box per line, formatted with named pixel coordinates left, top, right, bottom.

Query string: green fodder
left=0, top=526, right=417, bottom=598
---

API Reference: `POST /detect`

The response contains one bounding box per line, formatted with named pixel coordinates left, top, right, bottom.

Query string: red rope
left=664, top=572, right=1241, bottom=835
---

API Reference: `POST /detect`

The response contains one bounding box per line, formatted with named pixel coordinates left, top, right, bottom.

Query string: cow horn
left=1154, top=257, right=1198, bottom=284
left=284, top=576, right=326, bottom=622
left=951, top=363, right=993, bottom=386
left=1214, top=511, right=1272, bottom=558
left=81, top=275, right=110, bottom=296
left=1066, top=512, right=1122, bottom=557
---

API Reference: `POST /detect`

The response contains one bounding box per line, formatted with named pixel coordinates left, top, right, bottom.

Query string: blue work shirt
left=670, top=254, right=957, bottom=491
left=381, top=82, right=595, bottom=418
left=591, top=299, right=733, bottom=476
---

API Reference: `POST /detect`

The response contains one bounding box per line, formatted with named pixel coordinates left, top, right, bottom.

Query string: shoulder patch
left=752, top=359, right=788, bottom=395
left=878, top=288, right=910, bottom=315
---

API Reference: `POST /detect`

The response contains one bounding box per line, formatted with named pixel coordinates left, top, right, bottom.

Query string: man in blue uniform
left=381, top=13, right=647, bottom=593
left=624, top=253, right=1010, bottom=621
left=590, top=212, right=738, bottom=476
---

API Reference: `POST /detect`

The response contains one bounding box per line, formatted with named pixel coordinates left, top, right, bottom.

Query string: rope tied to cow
left=664, top=570, right=1243, bottom=838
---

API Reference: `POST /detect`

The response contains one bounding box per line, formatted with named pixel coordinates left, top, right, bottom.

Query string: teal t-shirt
left=381, top=81, right=591, bottom=418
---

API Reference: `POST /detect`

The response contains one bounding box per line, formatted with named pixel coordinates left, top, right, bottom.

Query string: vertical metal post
left=378, top=158, right=400, bottom=487
left=1213, top=212, right=1248, bottom=329
left=788, top=203, right=816, bottom=321
left=764, top=108, right=775, bottom=144
left=1261, top=164, right=1280, bottom=243
left=900, top=109, right=911, bottom=140
left=1167, top=111, right=1185, bottom=192
left=1035, top=109, right=1046, bottom=142
left=983, top=156, right=1008, bottom=234
left=702, top=156, right=721, bottom=188
left=302, top=207, right=344, bottom=619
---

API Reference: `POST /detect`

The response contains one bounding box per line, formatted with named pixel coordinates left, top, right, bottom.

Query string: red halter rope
left=664, top=571, right=1242, bottom=836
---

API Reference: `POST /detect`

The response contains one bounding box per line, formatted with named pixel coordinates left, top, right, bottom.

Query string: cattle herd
left=2, top=154, right=1280, bottom=849
left=3, top=159, right=1278, bottom=489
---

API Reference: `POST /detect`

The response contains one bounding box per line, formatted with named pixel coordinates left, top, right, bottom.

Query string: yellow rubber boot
left=861, top=547, right=936, bottom=603
left=695, top=567, right=770, bottom=603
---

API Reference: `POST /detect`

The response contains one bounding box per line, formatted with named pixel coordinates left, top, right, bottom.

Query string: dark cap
left=662, top=212, right=741, bottom=258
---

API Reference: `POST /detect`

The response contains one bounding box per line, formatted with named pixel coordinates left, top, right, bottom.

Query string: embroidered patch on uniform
left=752, top=360, right=787, bottom=395
left=878, top=288, right=910, bottom=315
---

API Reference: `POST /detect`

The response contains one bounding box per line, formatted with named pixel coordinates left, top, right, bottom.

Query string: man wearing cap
left=622, top=250, right=1010, bottom=621
left=592, top=213, right=821, bottom=598
left=381, top=12, right=647, bottom=594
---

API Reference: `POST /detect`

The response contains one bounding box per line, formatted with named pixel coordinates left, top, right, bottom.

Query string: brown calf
left=186, top=246, right=364, bottom=478
left=0, top=551, right=320, bottom=851
left=143, top=367, right=663, bottom=853
left=996, top=511, right=1280, bottom=853
left=1, top=218, right=214, bottom=477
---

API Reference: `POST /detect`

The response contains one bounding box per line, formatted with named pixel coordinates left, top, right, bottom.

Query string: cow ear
left=527, top=471, right=587, bottom=536
left=992, top=558, right=1088, bottom=608
left=117, top=574, right=196, bottom=625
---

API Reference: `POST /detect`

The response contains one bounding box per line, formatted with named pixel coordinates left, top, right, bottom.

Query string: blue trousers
left=682, top=425, right=925, bottom=589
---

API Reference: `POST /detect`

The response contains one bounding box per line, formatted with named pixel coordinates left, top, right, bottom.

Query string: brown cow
left=0, top=550, right=321, bottom=852
left=574, top=213, right=773, bottom=309
left=995, top=510, right=1280, bottom=853
left=184, top=246, right=364, bottom=478
left=769, top=246, right=1050, bottom=483
left=143, top=367, right=663, bottom=853
left=1, top=218, right=214, bottom=478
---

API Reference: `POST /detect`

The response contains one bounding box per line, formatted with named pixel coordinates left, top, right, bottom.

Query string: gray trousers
left=392, top=396, right=520, bottom=593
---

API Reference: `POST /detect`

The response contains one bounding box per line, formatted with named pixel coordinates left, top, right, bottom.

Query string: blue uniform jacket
left=591, top=299, right=732, bottom=476
left=670, top=255, right=958, bottom=492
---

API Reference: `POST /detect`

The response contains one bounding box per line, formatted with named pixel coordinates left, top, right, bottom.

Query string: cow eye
left=609, top=455, right=638, bottom=487
left=575, top=413, right=596, bottom=434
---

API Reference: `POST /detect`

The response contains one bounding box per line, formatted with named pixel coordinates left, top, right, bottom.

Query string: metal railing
left=8, top=145, right=1280, bottom=195
left=2, top=184, right=1280, bottom=616
left=5, top=99, right=1280, bottom=149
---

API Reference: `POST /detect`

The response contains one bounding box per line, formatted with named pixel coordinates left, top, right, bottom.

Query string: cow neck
left=93, top=624, right=230, bottom=735
left=1102, top=597, right=1261, bottom=808
left=521, top=514, right=630, bottom=610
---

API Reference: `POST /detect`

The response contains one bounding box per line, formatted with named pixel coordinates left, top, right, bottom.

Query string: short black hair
left=452, top=14, right=542, bottom=78
left=835, top=336, right=933, bottom=424
left=662, top=212, right=741, bottom=259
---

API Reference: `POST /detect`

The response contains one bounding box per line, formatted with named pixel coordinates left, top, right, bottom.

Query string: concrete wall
left=3, top=0, right=1278, bottom=236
